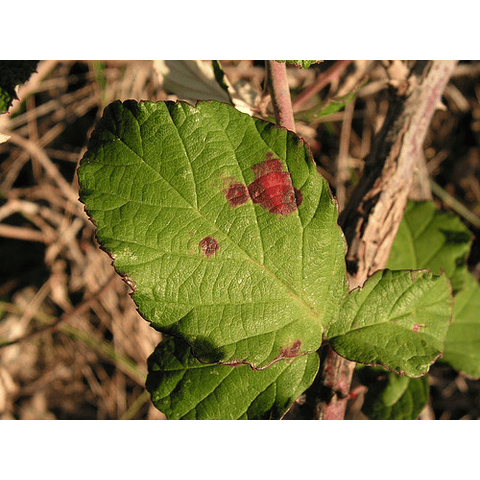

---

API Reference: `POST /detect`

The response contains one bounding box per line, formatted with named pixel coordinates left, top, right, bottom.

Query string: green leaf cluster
left=357, top=200, right=477, bottom=419
left=357, top=366, right=429, bottom=420
left=387, top=200, right=479, bottom=378
left=78, top=100, right=456, bottom=419
left=280, top=60, right=322, bottom=69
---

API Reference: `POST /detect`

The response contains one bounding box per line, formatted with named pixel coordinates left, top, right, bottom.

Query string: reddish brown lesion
left=199, top=236, right=219, bottom=257
left=222, top=152, right=303, bottom=216
left=224, top=181, right=249, bottom=207
left=412, top=323, right=426, bottom=333
left=220, top=339, right=304, bottom=370
left=279, top=339, right=302, bottom=358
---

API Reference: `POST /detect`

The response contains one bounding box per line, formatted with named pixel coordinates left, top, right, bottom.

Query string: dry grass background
left=0, top=60, right=479, bottom=420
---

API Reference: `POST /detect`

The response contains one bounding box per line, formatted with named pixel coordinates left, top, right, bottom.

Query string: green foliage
left=79, top=99, right=460, bottom=419
left=356, top=200, right=478, bottom=419
left=326, top=269, right=452, bottom=377
left=147, top=336, right=319, bottom=419
left=357, top=366, right=429, bottom=420
left=78, top=99, right=348, bottom=418
left=280, top=60, right=322, bottom=69
left=296, top=84, right=365, bottom=124
left=443, top=272, right=480, bottom=378
left=387, top=200, right=472, bottom=294
left=387, top=200, right=480, bottom=378
left=0, top=60, right=38, bottom=114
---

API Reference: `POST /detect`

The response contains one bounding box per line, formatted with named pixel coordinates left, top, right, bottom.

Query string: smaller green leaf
left=358, top=366, right=429, bottom=420
left=281, top=60, right=322, bottom=69
left=325, top=269, right=452, bottom=377
left=294, top=80, right=366, bottom=123
left=443, top=272, right=480, bottom=378
left=315, top=87, right=361, bottom=118
left=146, top=336, right=319, bottom=420
left=387, top=200, right=473, bottom=294
left=388, top=200, right=479, bottom=377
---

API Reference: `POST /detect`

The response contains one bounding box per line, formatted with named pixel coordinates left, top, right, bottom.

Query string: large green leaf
left=387, top=200, right=472, bottom=294
left=325, top=269, right=452, bottom=377
left=146, top=336, right=319, bottom=419
left=78, top=99, right=347, bottom=372
left=443, top=272, right=480, bottom=378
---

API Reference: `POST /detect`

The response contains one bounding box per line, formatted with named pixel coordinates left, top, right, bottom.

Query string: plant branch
left=265, top=60, right=296, bottom=132
left=339, top=60, right=457, bottom=287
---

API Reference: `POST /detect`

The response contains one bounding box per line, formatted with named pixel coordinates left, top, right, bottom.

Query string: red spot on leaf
left=248, top=154, right=302, bottom=216
left=220, top=339, right=303, bottom=370
left=412, top=323, right=426, bottom=333
left=294, top=188, right=303, bottom=207
left=252, top=153, right=283, bottom=177
left=224, top=181, right=249, bottom=207
left=279, top=339, right=302, bottom=358
left=222, top=153, right=302, bottom=216
left=199, top=236, right=219, bottom=257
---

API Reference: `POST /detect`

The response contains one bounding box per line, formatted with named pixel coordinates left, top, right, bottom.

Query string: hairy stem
left=265, top=60, right=296, bottom=132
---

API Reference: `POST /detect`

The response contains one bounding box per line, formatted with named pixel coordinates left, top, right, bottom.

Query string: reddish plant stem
left=265, top=60, right=296, bottom=132
left=315, top=347, right=355, bottom=419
